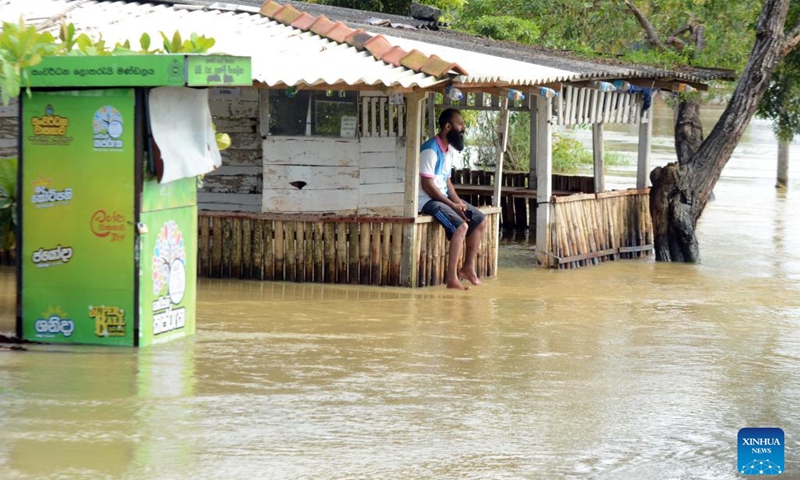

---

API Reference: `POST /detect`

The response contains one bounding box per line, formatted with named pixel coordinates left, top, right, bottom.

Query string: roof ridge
left=258, top=0, right=467, bottom=79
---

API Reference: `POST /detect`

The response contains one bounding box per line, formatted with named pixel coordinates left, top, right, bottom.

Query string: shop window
left=269, top=90, right=358, bottom=138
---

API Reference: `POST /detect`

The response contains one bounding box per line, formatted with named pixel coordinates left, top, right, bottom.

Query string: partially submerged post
left=17, top=54, right=251, bottom=346
left=777, top=140, right=789, bottom=188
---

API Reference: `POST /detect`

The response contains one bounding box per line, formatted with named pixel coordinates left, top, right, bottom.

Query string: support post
left=592, top=123, right=605, bottom=193
left=528, top=93, right=537, bottom=230
left=636, top=107, right=652, bottom=189
left=777, top=139, right=789, bottom=188
left=400, top=92, right=426, bottom=287
left=492, top=96, right=510, bottom=207
left=534, top=96, right=553, bottom=267
left=427, top=92, right=436, bottom=139
left=258, top=89, right=271, bottom=212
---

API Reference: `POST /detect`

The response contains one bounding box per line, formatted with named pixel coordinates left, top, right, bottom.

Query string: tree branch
left=623, top=0, right=666, bottom=50
left=784, top=22, right=800, bottom=56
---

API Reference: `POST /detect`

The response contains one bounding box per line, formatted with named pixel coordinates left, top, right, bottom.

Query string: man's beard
left=447, top=129, right=465, bottom=152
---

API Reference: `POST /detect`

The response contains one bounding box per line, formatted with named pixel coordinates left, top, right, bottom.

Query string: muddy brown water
left=1, top=102, right=799, bottom=479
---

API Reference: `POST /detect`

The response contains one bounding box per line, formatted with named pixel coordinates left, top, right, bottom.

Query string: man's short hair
left=438, top=108, right=462, bottom=131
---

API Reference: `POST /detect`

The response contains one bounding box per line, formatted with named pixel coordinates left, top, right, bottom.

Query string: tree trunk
left=650, top=0, right=795, bottom=262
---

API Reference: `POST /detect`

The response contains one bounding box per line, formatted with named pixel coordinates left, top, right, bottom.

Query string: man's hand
left=451, top=201, right=468, bottom=221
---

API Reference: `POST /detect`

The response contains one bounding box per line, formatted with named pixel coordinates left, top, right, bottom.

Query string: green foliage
left=757, top=3, right=800, bottom=142
left=0, top=158, right=17, bottom=250
left=0, top=20, right=62, bottom=105
left=465, top=111, right=628, bottom=174
left=757, top=48, right=800, bottom=142
left=1, top=19, right=217, bottom=105
left=465, top=16, right=539, bottom=45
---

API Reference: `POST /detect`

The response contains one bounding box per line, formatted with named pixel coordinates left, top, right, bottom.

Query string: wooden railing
left=451, top=169, right=595, bottom=230
left=197, top=207, right=500, bottom=287
left=550, top=189, right=653, bottom=269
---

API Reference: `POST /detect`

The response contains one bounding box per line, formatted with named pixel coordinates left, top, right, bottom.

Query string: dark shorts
left=420, top=200, right=486, bottom=240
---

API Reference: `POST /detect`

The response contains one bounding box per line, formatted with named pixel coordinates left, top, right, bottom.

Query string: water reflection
left=1, top=101, right=800, bottom=478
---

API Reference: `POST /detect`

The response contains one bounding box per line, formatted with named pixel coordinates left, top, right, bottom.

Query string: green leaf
left=140, top=32, right=150, bottom=51
left=171, top=31, right=182, bottom=53
left=160, top=31, right=171, bottom=53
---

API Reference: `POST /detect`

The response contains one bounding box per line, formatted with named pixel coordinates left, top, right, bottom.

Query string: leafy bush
left=466, top=16, right=540, bottom=45
left=0, top=158, right=17, bottom=250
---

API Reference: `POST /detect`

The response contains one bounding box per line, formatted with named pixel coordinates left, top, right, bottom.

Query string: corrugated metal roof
left=269, top=0, right=735, bottom=84
left=1, top=0, right=727, bottom=91
left=0, top=0, right=447, bottom=89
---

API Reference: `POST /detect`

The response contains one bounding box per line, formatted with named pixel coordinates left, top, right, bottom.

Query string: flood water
left=2, top=102, right=800, bottom=479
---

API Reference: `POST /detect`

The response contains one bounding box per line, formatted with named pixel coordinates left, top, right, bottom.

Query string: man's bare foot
left=446, top=278, right=469, bottom=290
left=458, top=269, right=481, bottom=286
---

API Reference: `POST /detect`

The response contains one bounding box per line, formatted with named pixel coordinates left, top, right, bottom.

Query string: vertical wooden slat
left=563, top=86, right=573, bottom=126
left=252, top=218, right=264, bottom=280
left=438, top=224, right=446, bottom=285
left=241, top=219, right=252, bottom=279
left=381, top=222, right=392, bottom=286
left=370, top=98, right=378, bottom=137
left=621, top=94, right=631, bottom=123
left=359, top=222, right=371, bottom=284
left=264, top=220, right=275, bottom=280
left=221, top=218, right=234, bottom=277
left=273, top=220, right=284, bottom=281
left=313, top=222, right=324, bottom=282
left=284, top=221, right=296, bottom=282
left=231, top=218, right=242, bottom=278
left=379, top=97, right=386, bottom=137
left=417, top=223, right=428, bottom=287
left=336, top=223, right=347, bottom=283
left=428, top=223, right=438, bottom=286
left=199, top=215, right=210, bottom=276
left=576, top=87, right=586, bottom=124
left=388, top=104, right=395, bottom=137
left=362, top=98, right=370, bottom=137
left=390, top=223, right=403, bottom=286
left=371, top=222, right=381, bottom=285
left=324, top=222, right=336, bottom=283
left=295, top=221, right=305, bottom=282
left=305, top=221, right=315, bottom=282
left=397, top=105, right=404, bottom=137
left=211, top=218, right=222, bottom=277
left=349, top=223, right=359, bottom=284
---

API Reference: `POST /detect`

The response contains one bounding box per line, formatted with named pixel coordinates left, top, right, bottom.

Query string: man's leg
left=422, top=200, right=469, bottom=290
left=447, top=223, right=469, bottom=290
left=458, top=205, right=488, bottom=286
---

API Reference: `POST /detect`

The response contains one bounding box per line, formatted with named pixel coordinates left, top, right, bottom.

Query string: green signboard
left=26, top=56, right=185, bottom=88
left=21, top=89, right=136, bottom=345
left=186, top=55, right=252, bottom=86
left=25, top=55, right=252, bottom=88
left=138, top=205, right=197, bottom=346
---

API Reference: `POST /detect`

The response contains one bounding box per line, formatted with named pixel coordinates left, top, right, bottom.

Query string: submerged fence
left=197, top=207, right=500, bottom=287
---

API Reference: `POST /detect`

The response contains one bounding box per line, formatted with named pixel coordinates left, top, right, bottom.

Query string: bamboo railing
left=550, top=189, right=653, bottom=269
left=451, top=169, right=595, bottom=230
left=197, top=207, right=500, bottom=287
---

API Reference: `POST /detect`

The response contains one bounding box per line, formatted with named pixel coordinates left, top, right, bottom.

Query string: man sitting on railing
left=419, top=108, right=487, bottom=290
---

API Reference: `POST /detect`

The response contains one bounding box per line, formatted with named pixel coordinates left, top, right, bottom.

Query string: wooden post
left=528, top=92, right=538, bottom=231
left=427, top=92, right=436, bottom=138
left=636, top=106, right=652, bottom=189
left=400, top=92, right=426, bottom=287
left=777, top=139, right=789, bottom=188
left=258, top=89, right=270, bottom=213
left=593, top=123, right=605, bottom=193
left=493, top=96, right=510, bottom=207
left=535, top=95, right=554, bottom=267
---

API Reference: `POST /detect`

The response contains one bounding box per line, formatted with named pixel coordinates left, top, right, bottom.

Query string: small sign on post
left=340, top=116, right=357, bottom=138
